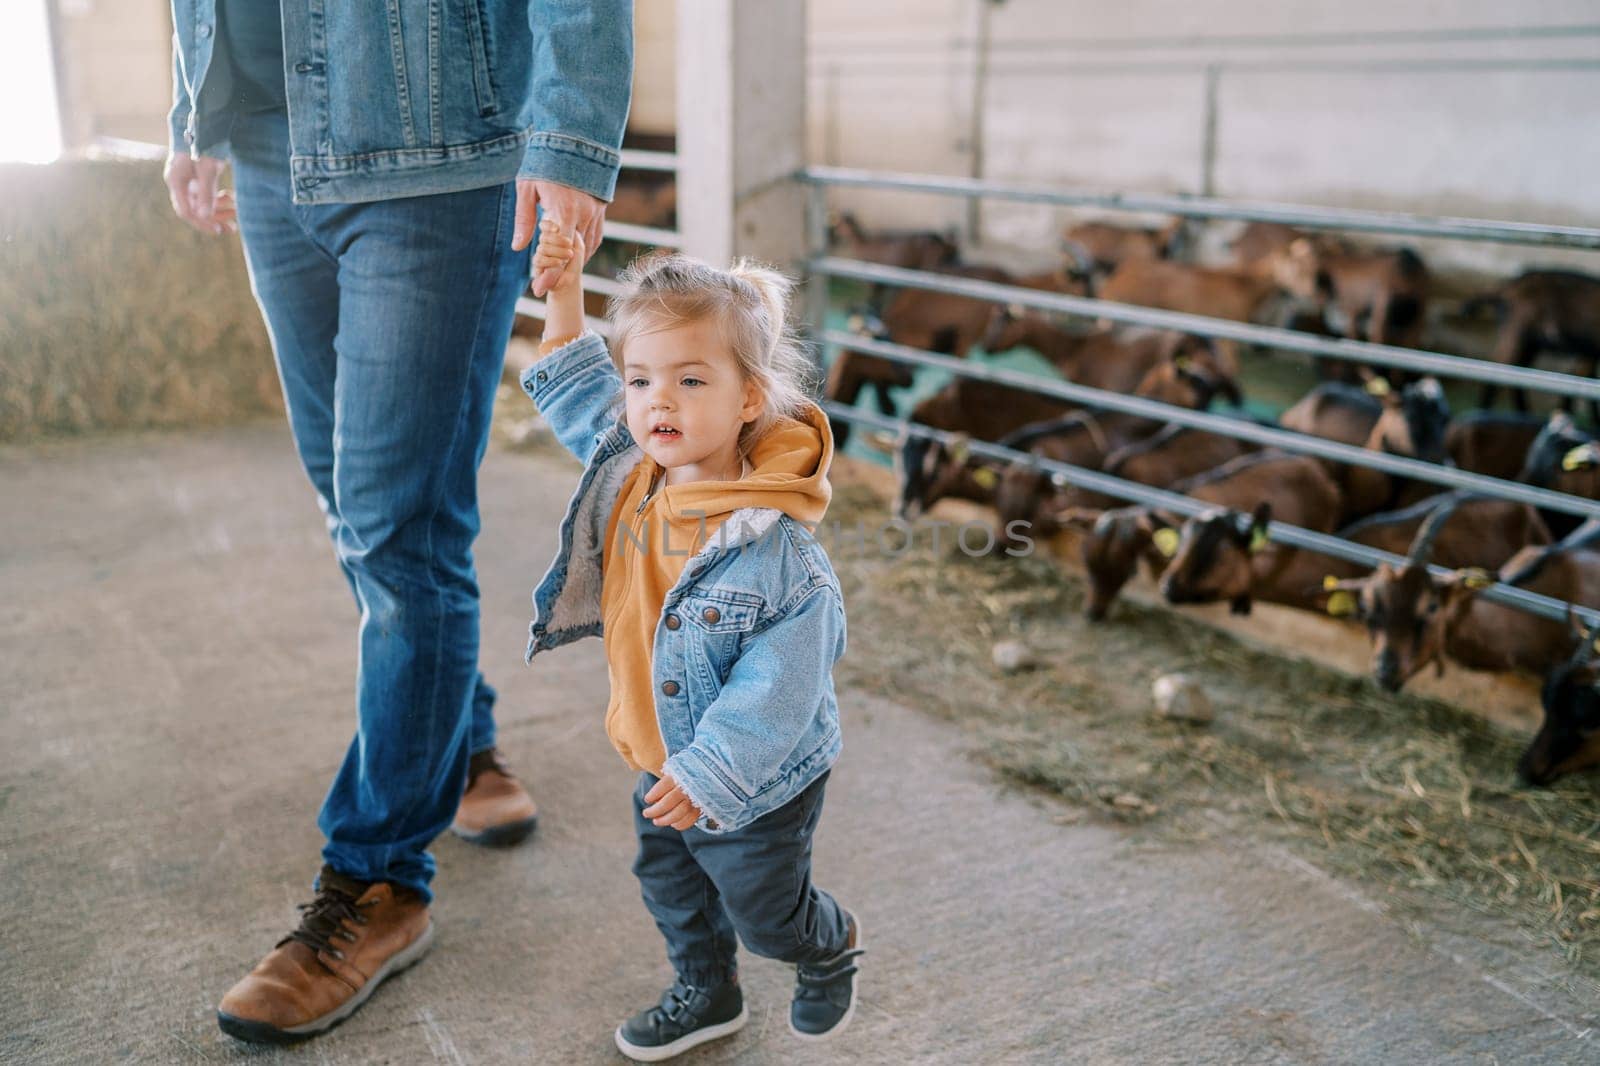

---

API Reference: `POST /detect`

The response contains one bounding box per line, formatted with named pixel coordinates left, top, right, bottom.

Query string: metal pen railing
left=806, top=165, right=1600, bottom=249
left=801, top=168, right=1600, bottom=626
left=823, top=402, right=1600, bottom=629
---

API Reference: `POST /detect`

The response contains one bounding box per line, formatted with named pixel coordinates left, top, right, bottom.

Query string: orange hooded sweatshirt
left=598, top=401, right=835, bottom=773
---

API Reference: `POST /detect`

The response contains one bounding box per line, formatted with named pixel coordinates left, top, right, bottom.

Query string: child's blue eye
left=627, top=377, right=648, bottom=388
left=681, top=377, right=704, bottom=387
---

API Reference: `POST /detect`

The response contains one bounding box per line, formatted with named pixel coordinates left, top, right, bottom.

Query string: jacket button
left=535, top=370, right=547, bottom=382
left=294, top=61, right=314, bottom=73
left=196, top=23, right=212, bottom=38
left=702, top=607, right=720, bottom=624
left=664, top=614, right=680, bottom=630
left=661, top=680, right=679, bottom=696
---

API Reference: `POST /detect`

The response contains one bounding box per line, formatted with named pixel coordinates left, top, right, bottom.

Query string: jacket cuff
left=518, top=132, right=622, bottom=202
left=663, top=747, right=748, bottom=835
left=519, top=330, right=611, bottom=404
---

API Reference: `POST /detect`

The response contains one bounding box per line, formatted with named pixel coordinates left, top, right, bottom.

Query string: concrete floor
left=3, top=422, right=1596, bottom=1065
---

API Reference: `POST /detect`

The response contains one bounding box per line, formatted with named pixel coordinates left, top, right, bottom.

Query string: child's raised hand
left=642, top=773, right=704, bottom=831
left=533, top=216, right=585, bottom=294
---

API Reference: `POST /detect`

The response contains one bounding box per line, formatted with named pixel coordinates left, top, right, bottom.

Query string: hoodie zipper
left=635, top=466, right=660, bottom=516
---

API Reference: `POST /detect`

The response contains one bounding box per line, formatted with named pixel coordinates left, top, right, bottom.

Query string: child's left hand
left=643, top=773, right=704, bottom=831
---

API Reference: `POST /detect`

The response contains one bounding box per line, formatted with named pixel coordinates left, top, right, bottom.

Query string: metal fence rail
left=819, top=327, right=1600, bottom=521
left=823, top=401, right=1600, bottom=630
left=811, top=256, right=1600, bottom=404
left=805, top=166, right=1600, bottom=250
left=803, top=169, right=1600, bottom=632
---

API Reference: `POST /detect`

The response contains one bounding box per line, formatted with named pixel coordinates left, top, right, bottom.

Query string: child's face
left=623, top=315, right=764, bottom=485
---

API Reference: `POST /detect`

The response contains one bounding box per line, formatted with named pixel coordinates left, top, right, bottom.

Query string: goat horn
left=1406, top=495, right=1461, bottom=564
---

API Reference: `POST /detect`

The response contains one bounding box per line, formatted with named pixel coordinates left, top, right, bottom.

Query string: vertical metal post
left=1200, top=62, right=1221, bottom=198
left=966, top=0, right=997, bottom=244
left=806, top=181, right=831, bottom=377
left=676, top=0, right=807, bottom=268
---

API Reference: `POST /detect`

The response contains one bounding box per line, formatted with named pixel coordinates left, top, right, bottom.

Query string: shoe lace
left=466, top=747, right=514, bottom=789
left=795, top=947, right=866, bottom=1000
left=278, top=887, right=377, bottom=962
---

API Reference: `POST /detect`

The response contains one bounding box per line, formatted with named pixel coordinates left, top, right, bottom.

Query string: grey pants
left=631, top=769, right=850, bottom=988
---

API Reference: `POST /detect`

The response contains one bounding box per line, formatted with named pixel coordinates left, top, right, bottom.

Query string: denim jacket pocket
left=680, top=589, right=763, bottom=679
left=460, top=0, right=501, bottom=117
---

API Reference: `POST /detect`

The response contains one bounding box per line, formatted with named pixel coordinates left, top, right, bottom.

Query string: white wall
left=808, top=0, right=1600, bottom=273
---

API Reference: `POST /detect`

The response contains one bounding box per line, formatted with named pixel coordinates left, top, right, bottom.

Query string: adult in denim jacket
left=521, top=333, right=848, bottom=833
left=163, top=0, right=634, bottom=1045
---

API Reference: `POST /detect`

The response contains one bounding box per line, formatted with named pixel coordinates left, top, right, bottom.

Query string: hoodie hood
left=654, top=400, right=834, bottom=529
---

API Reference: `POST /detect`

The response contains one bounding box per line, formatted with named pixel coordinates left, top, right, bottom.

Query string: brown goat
left=1519, top=412, right=1600, bottom=539
left=980, top=313, right=1211, bottom=394
left=893, top=377, right=1079, bottom=521
left=1062, top=451, right=1350, bottom=617
left=1276, top=240, right=1430, bottom=360
left=1061, top=452, right=1341, bottom=620
left=1098, top=258, right=1283, bottom=325
left=1468, top=270, right=1600, bottom=419
left=1445, top=411, right=1549, bottom=482
left=1322, top=513, right=1600, bottom=691
left=986, top=345, right=1242, bottom=546
left=826, top=265, right=1087, bottom=447
left=1230, top=222, right=1318, bottom=277
left=829, top=211, right=959, bottom=273
left=1063, top=423, right=1259, bottom=512
left=1154, top=454, right=1345, bottom=615
left=1279, top=378, right=1451, bottom=523
left=1061, top=219, right=1183, bottom=277
left=1519, top=621, right=1600, bottom=786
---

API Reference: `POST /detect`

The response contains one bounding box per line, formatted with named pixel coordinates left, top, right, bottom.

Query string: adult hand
left=642, top=773, right=705, bottom=832
left=513, top=179, right=605, bottom=297
left=164, top=152, right=237, bottom=236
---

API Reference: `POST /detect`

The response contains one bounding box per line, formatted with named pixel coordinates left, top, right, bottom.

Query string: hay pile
left=1, top=160, right=277, bottom=442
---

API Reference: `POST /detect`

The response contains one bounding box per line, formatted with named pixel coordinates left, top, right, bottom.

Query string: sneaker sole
left=789, top=911, right=864, bottom=1042
left=613, top=1004, right=749, bottom=1062
left=217, top=920, right=436, bottom=1045
left=450, top=813, right=539, bottom=848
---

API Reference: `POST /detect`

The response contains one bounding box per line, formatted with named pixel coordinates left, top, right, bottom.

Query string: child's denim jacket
left=519, top=333, right=846, bottom=834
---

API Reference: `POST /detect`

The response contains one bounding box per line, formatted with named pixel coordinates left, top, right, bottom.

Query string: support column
left=675, top=0, right=808, bottom=271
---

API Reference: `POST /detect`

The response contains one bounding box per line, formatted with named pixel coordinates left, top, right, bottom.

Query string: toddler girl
left=520, top=218, right=863, bottom=1060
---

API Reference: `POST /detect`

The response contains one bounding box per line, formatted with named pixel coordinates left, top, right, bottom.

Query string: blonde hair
left=606, top=253, right=821, bottom=459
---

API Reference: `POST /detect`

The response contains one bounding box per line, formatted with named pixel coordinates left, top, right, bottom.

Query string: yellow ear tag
left=1248, top=526, right=1270, bottom=553
left=1152, top=527, right=1180, bottom=557
left=1460, top=568, right=1493, bottom=590
left=1326, top=590, right=1358, bottom=617
left=1364, top=376, right=1391, bottom=397
left=972, top=467, right=998, bottom=489
left=846, top=313, right=866, bottom=332
left=1322, top=575, right=1341, bottom=591
left=1174, top=356, right=1192, bottom=371
left=1563, top=445, right=1591, bottom=472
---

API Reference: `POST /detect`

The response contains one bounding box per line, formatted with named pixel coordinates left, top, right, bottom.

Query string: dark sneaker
left=614, top=975, right=747, bottom=1062
left=217, top=866, right=433, bottom=1044
left=789, top=911, right=865, bottom=1041
left=451, top=747, right=539, bottom=847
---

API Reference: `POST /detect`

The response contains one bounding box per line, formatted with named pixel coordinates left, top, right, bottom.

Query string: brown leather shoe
left=217, top=868, right=433, bottom=1044
left=451, top=747, right=539, bottom=847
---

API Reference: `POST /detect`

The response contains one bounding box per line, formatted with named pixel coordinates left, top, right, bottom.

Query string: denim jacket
left=520, top=333, right=847, bottom=834
left=167, top=0, right=633, bottom=205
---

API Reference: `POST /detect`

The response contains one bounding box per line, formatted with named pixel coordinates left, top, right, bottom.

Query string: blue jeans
left=631, top=770, right=850, bottom=989
left=229, top=107, right=532, bottom=900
